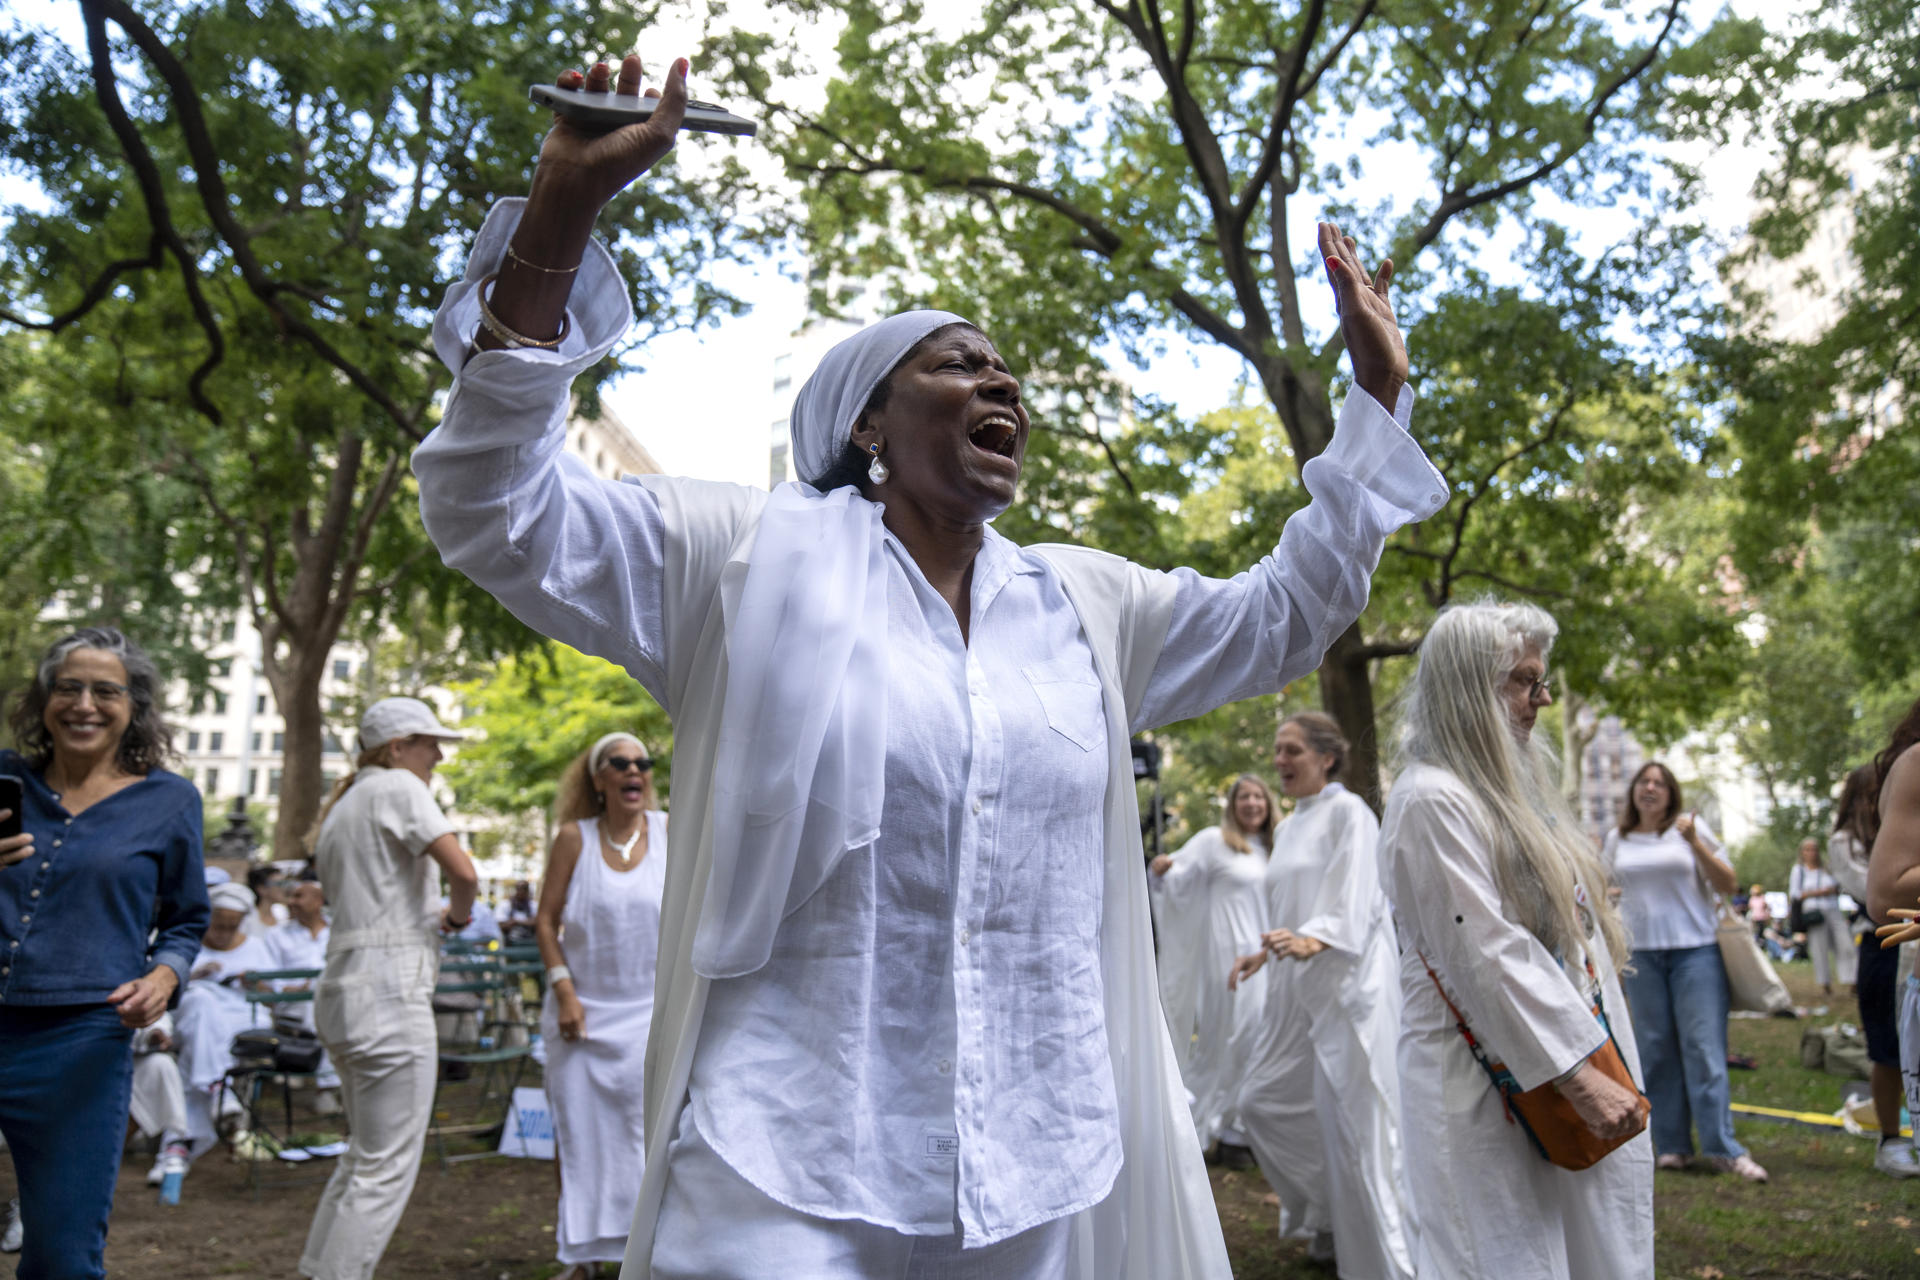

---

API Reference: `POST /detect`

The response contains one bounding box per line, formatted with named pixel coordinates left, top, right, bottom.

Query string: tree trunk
left=264, top=648, right=334, bottom=860
left=1320, top=622, right=1385, bottom=813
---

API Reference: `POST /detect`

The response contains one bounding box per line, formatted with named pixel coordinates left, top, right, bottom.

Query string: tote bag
left=1718, top=899, right=1792, bottom=1014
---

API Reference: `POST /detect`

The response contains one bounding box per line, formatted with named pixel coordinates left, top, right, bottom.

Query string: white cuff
left=1318, top=385, right=1449, bottom=525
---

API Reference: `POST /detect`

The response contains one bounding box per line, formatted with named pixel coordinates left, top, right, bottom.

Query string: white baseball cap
left=358, top=696, right=465, bottom=751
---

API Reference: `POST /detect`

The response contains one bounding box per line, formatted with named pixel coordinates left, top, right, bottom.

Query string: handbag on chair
left=231, top=1026, right=324, bottom=1074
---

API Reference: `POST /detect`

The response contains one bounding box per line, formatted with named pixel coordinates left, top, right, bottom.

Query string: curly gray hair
left=7, top=626, right=176, bottom=774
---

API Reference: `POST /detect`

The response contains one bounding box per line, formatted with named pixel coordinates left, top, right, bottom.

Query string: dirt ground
left=6, top=963, right=1920, bottom=1278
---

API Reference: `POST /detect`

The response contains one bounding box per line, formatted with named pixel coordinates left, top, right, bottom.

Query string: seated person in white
left=265, top=871, right=341, bottom=1095
left=130, top=1013, right=191, bottom=1187
left=160, top=881, right=276, bottom=1163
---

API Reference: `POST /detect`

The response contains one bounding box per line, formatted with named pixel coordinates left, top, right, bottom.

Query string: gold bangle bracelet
left=474, top=272, right=570, bottom=350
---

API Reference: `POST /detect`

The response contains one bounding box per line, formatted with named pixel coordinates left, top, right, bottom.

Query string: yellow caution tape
left=1731, top=1101, right=1911, bottom=1138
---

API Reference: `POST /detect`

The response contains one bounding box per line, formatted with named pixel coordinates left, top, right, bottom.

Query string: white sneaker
left=1874, top=1138, right=1920, bottom=1178
left=2, top=1198, right=21, bottom=1253
left=147, top=1147, right=190, bottom=1186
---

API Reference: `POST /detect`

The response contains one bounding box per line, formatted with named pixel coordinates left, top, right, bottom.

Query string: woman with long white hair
left=1377, top=601, right=1650, bottom=1279
left=1149, top=773, right=1274, bottom=1153
left=1228, top=712, right=1413, bottom=1276
left=536, top=731, right=669, bottom=1278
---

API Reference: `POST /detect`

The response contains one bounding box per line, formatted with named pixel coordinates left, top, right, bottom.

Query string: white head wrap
left=209, top=882, right=256, bottom=915
left=588, top=732, right=646, bottom=774
left=696, top=309, right=974, bottom=979
left=788, top=310, right=973, bottom=484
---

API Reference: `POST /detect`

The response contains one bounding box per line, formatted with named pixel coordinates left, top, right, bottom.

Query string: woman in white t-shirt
left=1791, top=837, right=1855, bottom=995
left=1603, top=762, right=1765, bottom=1181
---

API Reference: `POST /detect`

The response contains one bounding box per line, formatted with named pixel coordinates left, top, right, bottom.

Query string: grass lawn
left=1215, top=960, right=1920, bottom=1278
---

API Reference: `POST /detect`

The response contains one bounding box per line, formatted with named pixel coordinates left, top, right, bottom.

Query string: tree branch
left=0, top=237, right=165, bottom=332
left=79, top=0, right=226, bottom=424
left=94, top=0, right=431, bottom=440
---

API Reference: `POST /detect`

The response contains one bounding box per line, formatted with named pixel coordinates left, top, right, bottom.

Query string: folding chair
left=428, top=954, right=534, bottom=1169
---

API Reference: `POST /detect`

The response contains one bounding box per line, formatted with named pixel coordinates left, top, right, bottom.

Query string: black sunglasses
left=603, top=754, right=653, bottom=773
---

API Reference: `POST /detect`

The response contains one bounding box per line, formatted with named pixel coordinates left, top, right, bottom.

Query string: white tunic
left=1234, top=782, right=1412, bottom=1278
left=413, top=197, right=1448, bottom=1277
left=1150, top=827, right=1269, bottom=1147
left=541, top=814, right=668, bottom=1265
left=177, top=933, right=276, bottom=1091
left=1379, top=763, right=1652, bottom=1280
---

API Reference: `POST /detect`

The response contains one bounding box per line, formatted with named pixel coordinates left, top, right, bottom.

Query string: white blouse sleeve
left=1153, top=828, right=1221, bottom=907
left=1293, top=795, right=1385, bottom=957
left=1130, top=387, right=1447, bottom=732
left=1386, top=780, right=1606, bottom=1091
left=411, top=200, right=765, bottom=708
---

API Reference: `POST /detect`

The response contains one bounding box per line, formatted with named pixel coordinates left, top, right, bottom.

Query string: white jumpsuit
left=1150, top=827, right=1268, bottom=1147
left=300, top=765, right=453, bottom=1280
left=1233, top=782, right=1414, bottom=1279
left=540, top=813, right=668, bottom=1265
left=1378, top=763, right=1652, bottom=1280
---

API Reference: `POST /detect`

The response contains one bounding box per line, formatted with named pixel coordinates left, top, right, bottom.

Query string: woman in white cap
left=536, top=732, right=669, bottom=1279
left=413, top=54, right=1446, bottom=1280
left=299, top=696, right=478, bottom=1280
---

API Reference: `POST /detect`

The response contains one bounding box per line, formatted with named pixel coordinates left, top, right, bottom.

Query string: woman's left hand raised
left=108, top=965, right=179, bottom=1029
left=1319, top=221, right=1407, bottom=413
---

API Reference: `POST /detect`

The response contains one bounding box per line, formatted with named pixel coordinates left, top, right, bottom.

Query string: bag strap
left=1417, top=950, right=1535, bottom=1141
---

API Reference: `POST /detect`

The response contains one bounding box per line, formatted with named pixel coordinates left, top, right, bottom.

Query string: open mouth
left=968, top=414, right=1020, bottom=459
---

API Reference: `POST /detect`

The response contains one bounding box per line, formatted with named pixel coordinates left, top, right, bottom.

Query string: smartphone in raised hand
left=529, top=84, right=757, bottom=137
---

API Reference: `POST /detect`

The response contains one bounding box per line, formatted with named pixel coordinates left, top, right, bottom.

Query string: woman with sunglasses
left=0, top=626, right=207, bottom=1279
left=537, top=732, right=669, bottom=1278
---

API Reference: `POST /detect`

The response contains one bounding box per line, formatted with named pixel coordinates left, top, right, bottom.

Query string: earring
left=867, top=442, right=889, bottom=485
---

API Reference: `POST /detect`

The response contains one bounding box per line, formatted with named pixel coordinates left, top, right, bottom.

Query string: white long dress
left=1151, top=828, right=1269, bottom=1147
left=1234, top=782, right=1413, bottom=1278
left=1378, top=763, right=1652, bottom=1280
left=540, top=813, right=668, bottom=1265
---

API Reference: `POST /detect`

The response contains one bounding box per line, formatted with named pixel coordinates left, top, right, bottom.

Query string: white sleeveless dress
left=540, top=811, right=668, bottom=1265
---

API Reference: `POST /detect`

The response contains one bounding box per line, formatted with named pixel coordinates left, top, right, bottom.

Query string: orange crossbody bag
left=1419, top=952, right=1649, bottom=1171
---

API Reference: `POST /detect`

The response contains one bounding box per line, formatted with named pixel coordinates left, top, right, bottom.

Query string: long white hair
left=1393, top=599, right=1628, bottom=968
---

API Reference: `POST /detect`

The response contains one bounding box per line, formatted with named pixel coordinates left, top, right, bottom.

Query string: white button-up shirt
left=412, top=198, right=1449, bottom=1247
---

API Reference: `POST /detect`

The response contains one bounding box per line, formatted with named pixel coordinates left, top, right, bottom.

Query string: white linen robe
left=1233, top=782, right=1413, bottom=1278
left=1377, top=763, right=1652, bottom=1280
left=1150, top=828, right=1269, bottom=1147
left=414, top=198, right=1448, bottom=1279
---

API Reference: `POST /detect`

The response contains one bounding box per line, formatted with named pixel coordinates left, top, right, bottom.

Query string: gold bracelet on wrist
left=474, top=272, right=570, bottom=350
left=505, top=243, right=583, bottom=275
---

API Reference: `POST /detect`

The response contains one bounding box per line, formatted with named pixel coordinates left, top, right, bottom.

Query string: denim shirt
left=0, top=749, right=209, bottom=1006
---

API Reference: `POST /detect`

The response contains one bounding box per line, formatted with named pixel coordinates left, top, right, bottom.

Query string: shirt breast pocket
left=1021, top=658, right=1105, bottom=752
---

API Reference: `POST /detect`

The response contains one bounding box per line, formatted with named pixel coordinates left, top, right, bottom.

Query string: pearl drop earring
left=867, top=442, right=889, bottom=485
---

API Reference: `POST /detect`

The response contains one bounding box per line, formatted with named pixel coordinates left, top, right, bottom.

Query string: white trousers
left=300, top=949, right=438, bottom=1280
left=650, top=1109, right=1072, bottom=1280
left=128, top=1051, right=189, bottom=1140
left=1807, top=910, right=1858, bottom=989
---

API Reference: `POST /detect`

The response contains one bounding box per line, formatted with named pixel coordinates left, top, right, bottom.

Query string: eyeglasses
left=1526, top=676, right=1552, bottom=702
left=49, top=678, right=130, bottom=705
left=602, top=755, right=653, bottom=774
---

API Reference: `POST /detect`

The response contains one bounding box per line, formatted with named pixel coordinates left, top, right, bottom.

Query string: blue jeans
left=0, top=1004, right=135, bottom=1279
left=1621, top=944, right=1745, bottom=1159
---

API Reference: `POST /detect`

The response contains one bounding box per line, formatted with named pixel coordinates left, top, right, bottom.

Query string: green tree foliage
left=708, top=0, right=1742, bottom=803
left=439, top=643, right=673, bottom=832
left=0, top=0, right=755, bottom=853
left=1677, top=0, right=1918, bottom=829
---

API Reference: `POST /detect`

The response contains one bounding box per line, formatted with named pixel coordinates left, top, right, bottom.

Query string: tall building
left=167, top=401, right=661, bottom=845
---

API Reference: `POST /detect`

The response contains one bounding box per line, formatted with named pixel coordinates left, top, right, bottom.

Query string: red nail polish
left=1325, top=257, right=1340, bottom=273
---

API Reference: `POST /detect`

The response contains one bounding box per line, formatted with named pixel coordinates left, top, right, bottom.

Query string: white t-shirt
left=312, top=765, right=455, bottom=950
left=1602, top=820, right=1723, bottom=951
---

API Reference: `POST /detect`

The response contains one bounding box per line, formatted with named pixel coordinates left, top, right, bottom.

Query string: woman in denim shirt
left=0, top=626, right=208, bottom=1279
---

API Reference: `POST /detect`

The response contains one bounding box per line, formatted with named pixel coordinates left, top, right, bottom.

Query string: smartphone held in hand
left=530, top=84, right=757, bottom=137
left=0, top=774, right=23, bottom=840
